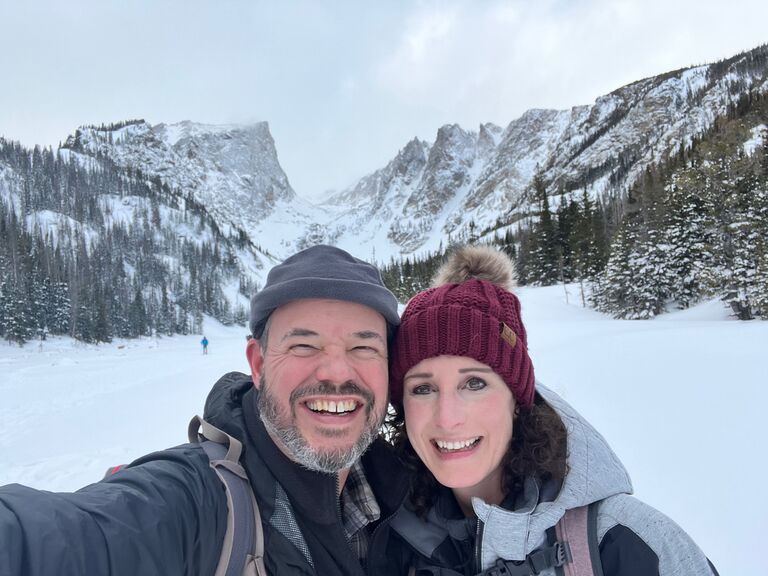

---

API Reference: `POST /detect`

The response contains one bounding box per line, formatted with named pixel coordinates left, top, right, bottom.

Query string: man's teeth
left=435, top=438, right=480, bottom=452
left=306, top=400, right=358, bottom=414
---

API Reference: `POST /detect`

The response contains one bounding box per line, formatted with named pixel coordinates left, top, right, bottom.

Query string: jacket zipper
left=473, top=518, right=485, bottom=573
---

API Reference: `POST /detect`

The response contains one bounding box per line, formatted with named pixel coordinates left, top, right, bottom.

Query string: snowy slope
left=0, top=286, right=763, bottom=574
left=324, top=46, right=768, bottom=257
left=42, top=45, right=768, bottom=267
left=62, top=120, right=330, bottom=258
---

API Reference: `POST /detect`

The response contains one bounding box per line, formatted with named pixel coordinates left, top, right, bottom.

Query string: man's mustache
left=290, top=381, right=374, bottom=405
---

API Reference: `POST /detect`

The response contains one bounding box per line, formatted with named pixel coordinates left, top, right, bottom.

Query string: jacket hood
left=390, top=383, right=633, bottom=567
left=472, top=383, right=632, bottom=564
left=202, top=371, right=252, bottom=439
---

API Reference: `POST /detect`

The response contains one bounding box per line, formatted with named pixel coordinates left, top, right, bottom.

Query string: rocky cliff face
left=63, top=120, right=322, bottom=252
left=323, top=45, right=768, bottom=257
left=57, top=45, right=768, bottom=262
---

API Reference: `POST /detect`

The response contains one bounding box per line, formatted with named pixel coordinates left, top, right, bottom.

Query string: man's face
left=246, top=299, right=389, bottom=473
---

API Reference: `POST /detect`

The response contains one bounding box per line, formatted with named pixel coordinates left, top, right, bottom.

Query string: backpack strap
left=553, top=503, right=604, bottom=576
left=188, top=415, right=268, bottom=576
left=473, top=541, right=571, bottom=576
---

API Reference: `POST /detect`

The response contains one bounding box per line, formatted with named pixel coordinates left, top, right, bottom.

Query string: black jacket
left=0, top=372, right=410, bottom=576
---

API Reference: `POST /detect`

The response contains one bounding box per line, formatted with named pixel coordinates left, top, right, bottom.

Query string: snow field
left=1, top=285, right=764, bottom=574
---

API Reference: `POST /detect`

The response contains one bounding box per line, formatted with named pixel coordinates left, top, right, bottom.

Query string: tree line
left=382, top=89, right=768, bottom=321
left=0, top=140, right=252, bottom=345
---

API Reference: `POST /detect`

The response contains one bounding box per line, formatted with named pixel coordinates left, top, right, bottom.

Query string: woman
left=384, top=245, right=717, bottom=576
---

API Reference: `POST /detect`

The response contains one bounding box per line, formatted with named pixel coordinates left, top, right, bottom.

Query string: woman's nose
left=433, top=391, right=465, bottom=430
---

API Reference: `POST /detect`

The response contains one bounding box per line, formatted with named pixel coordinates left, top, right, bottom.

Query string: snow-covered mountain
left=61, top=120, right=332, bottom=255
left=323, top=46, right=768, bottom=256
left=39, top=44, right=768, bottom=265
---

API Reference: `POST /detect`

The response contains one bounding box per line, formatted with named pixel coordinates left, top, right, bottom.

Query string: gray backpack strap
left=189, top=415, right=268, bottom=576
left=554, top=503, right=604, bottom=576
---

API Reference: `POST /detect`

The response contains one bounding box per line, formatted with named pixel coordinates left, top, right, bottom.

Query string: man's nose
left=313, top=347, right=355, bottom=384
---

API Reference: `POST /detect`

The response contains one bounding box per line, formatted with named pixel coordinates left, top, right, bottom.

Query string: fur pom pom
left=432, top=245, right=517, bottom=291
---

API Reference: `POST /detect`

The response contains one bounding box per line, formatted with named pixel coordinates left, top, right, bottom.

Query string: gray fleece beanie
left=249, top=245, right=400, bottom=339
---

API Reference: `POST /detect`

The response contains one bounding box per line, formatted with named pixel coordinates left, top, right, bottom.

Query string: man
left=0, top=245, right=410, bottom=575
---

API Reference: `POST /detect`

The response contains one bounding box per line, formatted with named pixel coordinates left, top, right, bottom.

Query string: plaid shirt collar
left=340, top=459, right=381, bottom=541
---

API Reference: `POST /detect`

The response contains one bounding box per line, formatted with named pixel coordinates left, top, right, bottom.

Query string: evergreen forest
left=3, top=86, right=768, bottom=347
left=382, top=90, right=768, bottom=321
left=0, top=140, right=256, bottom=345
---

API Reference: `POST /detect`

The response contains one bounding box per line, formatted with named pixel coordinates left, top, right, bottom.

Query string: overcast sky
left=1, top=1, right=766, bottom=199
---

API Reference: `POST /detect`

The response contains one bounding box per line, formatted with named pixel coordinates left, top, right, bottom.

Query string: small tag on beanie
left=500, top=323, right=517, bottom=348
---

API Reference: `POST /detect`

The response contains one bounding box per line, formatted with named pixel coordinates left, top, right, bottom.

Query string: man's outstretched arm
left=0, top=444, right=227, bottom=576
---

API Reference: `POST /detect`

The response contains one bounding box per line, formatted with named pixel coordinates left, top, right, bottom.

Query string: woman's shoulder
left=594, top=494, right=717, bottom=575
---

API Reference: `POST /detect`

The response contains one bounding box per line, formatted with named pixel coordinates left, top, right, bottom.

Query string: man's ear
left=246, top=338, right=265, bottom=388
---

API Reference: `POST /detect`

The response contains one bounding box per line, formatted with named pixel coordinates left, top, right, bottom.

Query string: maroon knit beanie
left=389, top=250, right=535, bottom=408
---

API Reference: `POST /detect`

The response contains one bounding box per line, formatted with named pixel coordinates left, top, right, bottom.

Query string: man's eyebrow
left=281, top=328, right=319, bottom=341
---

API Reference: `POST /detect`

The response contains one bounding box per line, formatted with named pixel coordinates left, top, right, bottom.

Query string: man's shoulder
left=202, top=371, right=254, bottom=434
left=114, top=443, right=222, bottom=492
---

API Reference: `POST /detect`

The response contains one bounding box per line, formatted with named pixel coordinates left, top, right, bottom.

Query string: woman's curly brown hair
left=386, top=392, right=568, bottom=517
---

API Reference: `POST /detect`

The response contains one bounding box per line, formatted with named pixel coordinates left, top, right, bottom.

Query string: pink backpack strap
left=555, top=504, right=604, bottom=576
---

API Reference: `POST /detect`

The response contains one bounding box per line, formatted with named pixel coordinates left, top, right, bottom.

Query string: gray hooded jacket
left=389, top=384, right=717, bottom=576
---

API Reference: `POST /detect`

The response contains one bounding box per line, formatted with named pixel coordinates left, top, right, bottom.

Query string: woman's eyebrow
left=404, top=372, right=432, bottom=381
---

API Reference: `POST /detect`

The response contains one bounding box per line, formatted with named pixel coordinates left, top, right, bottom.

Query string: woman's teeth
left=435, top=437, right=480, bottom=452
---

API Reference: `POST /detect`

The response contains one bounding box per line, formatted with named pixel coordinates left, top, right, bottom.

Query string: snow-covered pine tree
left=720, top=150, right=766, bottom=319
left=591, top=218, right=637, bottom=317
left=663, top=168, right=719, bottom=308
left=527, top=173, right=559, bottom=285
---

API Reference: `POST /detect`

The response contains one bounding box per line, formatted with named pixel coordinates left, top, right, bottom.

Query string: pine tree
left=49, top=281, right=71, bottom=335
left=129, top=286, right=148, bottom=337
left=746, top=185, right=768, bottom=317
left=73, top=283, right=94, bottom=342
left=629, top=230, right=671, bottom=318
left=93, top=287, right=112, bottom=343
left=720, top=152, right=766, bottom=319
left=528, top=173, right=559, bottom=285
left=591, top=220, right=636, bottom=317
left=663, top=170, right=719, bottom=308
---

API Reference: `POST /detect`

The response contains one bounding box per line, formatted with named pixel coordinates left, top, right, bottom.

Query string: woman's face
left=403, top=355, right=515, bottom=494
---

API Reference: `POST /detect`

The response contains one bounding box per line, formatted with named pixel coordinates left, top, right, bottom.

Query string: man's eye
left=290, top=344, right=317, bottom=356
left=351, top=345, right=380, bottom=356
left=464, top=377, right=487, bottom=391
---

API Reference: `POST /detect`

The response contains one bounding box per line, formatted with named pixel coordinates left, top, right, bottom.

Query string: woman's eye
left=464, top=377, right=487, bottom=391
left=410, top=384, right=433, bottom=395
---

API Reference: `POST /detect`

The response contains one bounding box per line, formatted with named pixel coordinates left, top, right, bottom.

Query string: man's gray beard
left=257, top=373, right=384, bottom=474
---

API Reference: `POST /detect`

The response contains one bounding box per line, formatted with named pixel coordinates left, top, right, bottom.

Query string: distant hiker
left=385, top=246, right=719, bottom=575
left=0, top=245, right=409, bottom=575
left=200, top=335, right=209, bottom=354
